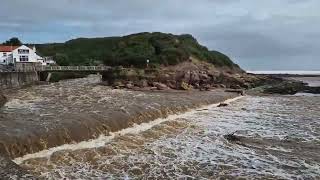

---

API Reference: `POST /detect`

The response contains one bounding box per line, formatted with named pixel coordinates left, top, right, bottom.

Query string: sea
left=9, top=72, right=320, bottom=179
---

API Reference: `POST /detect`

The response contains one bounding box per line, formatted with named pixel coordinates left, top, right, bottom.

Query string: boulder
left=199, top=73, right=210, bottom=80
left=0, top=92, right=6, bottom=107
left=166, top=80, right=177, bottom=89
left=304, top=86, right=320, bottom=94
left=125, top=83, right=134, bottom=89
left=180, top=82, right=192, bottom=90
left=153, top=82, right=168, bottom=90
left=113, top=81, right=125, bottom=88
left=263, top=81, right=306, bottom=95
left=230, top=85, right=242, bottom=89
left=189, top=71, right=200, bottom=84
left=218, top=103, right=229, bottom=107
left=199, top=84, right=211, bottom=91
left=136, top=79, right=149, bottom=88
left=224, top=133, right=241, bottom=142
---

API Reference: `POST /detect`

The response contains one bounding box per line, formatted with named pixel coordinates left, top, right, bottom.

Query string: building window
left=19, top=56, right=29, bottom=62
left=18, top=49, right=29, bottom=54
left=3, top=52, right=7, bottom=56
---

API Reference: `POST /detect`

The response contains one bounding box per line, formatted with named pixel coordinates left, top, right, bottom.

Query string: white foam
left=13, top=96, right=244, bottom=164
left=291, top=93, right=320, bottom=97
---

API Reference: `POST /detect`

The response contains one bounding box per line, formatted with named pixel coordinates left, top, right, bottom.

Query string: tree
left=54, top=53, right=70, bottom=66
left=2, top=37, right=22, bottom=46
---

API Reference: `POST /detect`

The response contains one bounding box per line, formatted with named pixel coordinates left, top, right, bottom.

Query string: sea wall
left=0, top=72, right=39, bottom=89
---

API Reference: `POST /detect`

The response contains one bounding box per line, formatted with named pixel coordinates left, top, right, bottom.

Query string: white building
left=0, top=45, right=54, bottom=66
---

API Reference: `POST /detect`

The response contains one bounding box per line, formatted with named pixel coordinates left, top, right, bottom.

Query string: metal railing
left=38, top=66, right=112, bottom=72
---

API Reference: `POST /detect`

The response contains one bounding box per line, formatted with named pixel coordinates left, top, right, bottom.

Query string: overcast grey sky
left=1, top=0, right=319, bottom=70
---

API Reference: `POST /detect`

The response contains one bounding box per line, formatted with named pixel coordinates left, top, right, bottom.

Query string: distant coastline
left=247, top=70, right=320, bottom=76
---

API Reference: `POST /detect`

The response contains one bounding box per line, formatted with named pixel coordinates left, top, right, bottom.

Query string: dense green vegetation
left=35, top=32, right=239, bottom=68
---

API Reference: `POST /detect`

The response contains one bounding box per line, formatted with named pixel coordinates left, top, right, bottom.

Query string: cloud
left=1, top=0, right=319, bottom=70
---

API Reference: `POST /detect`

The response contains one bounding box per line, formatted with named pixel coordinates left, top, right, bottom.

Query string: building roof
left=0, top=45, right=20, bottom=52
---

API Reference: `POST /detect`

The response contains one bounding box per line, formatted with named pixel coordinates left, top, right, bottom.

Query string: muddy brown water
left=15, top=94, right=320, bottom=179
left=0, top=75, right=237, bottom=159
left=1, top=75, right=320, bottom=179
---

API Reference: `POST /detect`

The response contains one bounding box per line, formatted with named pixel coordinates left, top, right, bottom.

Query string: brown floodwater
left=1, top=75, right=320, bottom=179
left=0, top=75, right=236, bottom=159
left=16, top=93, right=320, bottom=179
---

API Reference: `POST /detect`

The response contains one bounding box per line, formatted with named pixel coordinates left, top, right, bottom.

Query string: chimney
left=33, top=45, right=36, bottom=52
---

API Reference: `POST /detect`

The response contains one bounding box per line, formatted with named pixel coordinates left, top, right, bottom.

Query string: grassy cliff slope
left=37, top=32, right=241, bottom=70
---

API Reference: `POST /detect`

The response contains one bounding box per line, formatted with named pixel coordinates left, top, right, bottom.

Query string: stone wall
left=0, top=72, right=39, bottom=89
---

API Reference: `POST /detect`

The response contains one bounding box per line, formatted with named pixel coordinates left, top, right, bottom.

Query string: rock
left=199, top=73, right=209, bottom=80
left=125, top=83, right=134, bottom=89
left=218, top=103, right=228, bottom=107
left=304, top=86, right=320, bottom=94
left=113, top=81, right=125, bottom=88
left=136, top=79, right=149, bottom=88
left=230, top=85, right=242, bottom=89
left=200, top=84, right=211, bottom=91
left=0, top=92, right=6, bottom=107
left=224, top=133, right=241, bottom=142
left=180, top=82, right=192, bottom=90
left=193, top=83, right=200, bottom=89
left=153, top=82, right=168, bottom=90
left=263, top=81, right=306, bottom=95
left=166, top=80, right=177, bottom=89
left=189, top=71, right=200, bottom=84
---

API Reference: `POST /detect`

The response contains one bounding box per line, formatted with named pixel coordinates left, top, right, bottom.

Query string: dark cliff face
left=37, top=32, right=241, bottom=70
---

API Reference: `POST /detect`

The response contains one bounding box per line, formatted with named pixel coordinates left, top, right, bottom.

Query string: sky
left=1, top=0, right=319, bottom=71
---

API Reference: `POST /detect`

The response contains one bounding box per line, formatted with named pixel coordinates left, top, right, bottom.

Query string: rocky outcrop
left=262, top=81, right=306, bottom=95
left=101, top=60, right=264, bottom=91
left=304, top=86, right=320, bottom=94
left=247, top=76, right=320, bottom=95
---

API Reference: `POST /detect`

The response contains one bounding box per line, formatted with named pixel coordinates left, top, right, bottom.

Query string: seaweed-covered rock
left=304, top=86, right=320, bottom=94
left=263, top=81, right=306, bottom=95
